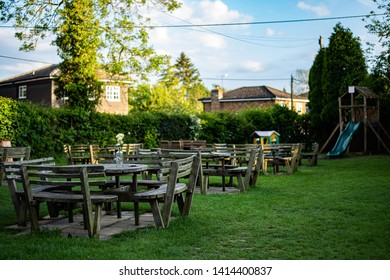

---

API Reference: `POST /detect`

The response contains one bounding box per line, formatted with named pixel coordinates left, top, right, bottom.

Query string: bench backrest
left=162, top=154, right=201, bottom=226
left=4, top=157, right=56, bottom=219
left=0, top=147, right=31, bottom=185
left=20, top=165, right=106, bottom=233
left=64, top=144, right=98, bottom=164
left=212, top=143, right=228, bottom=153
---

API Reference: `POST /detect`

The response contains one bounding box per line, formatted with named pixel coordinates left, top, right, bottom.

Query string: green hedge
left=0, top=97, right=311, bottom=158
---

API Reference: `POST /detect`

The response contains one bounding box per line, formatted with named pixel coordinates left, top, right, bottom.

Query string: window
left=296, top=103, right=303, bottom=113
left=105, top=85, right=120, bottom=102
left=18, top=85, right=27, bottom=99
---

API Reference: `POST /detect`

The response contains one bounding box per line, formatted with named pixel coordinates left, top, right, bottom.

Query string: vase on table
left=115, top=146, right=123, bottom=166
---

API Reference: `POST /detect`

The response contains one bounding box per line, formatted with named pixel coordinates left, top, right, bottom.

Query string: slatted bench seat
left=134, top=155, right=201, bottom=228
left=19, top=165, right=117, bottom=237
left=299, top=142, right=319, bottom=166
left=203, top=148, right=263, bottom=192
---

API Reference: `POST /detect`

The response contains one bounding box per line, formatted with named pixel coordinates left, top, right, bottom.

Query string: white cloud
left=266, top=28, right=276, bottom=36
left=297, top=1, right=330, bottom=16
left=240, top=61, right=264, bottom=72
left=198, top=33, right=227, bottom=49
left=198, top=0, right=243, bottom=22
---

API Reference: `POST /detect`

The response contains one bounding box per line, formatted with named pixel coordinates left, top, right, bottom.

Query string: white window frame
left=296, top=103, right=303, bottom=113
left=18, top=85, right=27, bottom=99
left=105, top=85, right=121, bottom=102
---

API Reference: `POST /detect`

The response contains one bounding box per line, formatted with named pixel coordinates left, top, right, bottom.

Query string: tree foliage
left=308, top=23, right=367, bottom=142
left=54, top=0, right=103, bottom=111
left=130, top=52, right=209, bottom=113
left=172, top=52, right=201, bottom=89
left=0, top=0, right=181, bottom=111
left=364, top=0, right=390, bottom=130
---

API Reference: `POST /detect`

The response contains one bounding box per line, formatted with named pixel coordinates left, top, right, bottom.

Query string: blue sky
left=0, top=0, right=381, bottom=93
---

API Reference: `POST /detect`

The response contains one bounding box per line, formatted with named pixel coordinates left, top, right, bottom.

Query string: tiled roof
left=0, top=64, right=59, bottom=84
left=222, top=86, right=308, bottom=100
left=0, top=64, right=133, bottom=85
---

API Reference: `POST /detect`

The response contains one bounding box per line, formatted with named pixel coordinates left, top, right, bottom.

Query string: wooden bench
left=203, top=148, right=263, bottom=192
left=159, top=140, right=207, bottom=150
left=262, top=144, right=294, bottom=173
left=19, top=165, right=117, bottom=238
left=4, top=157, right=58, bottom=226
left=63, top=144, right=99, bottom=165
left=134, top=155, right=201, bottom=228
left=278, top=144, right=302, bottom=175
left=0, top=146, right=31, bottom=186
left=299, top=142, right=319, bottom=166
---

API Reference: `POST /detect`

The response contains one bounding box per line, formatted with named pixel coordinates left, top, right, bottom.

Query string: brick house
left=198, top=85, right=309, bottom=114
left=0, top=64, right=130, bottom=114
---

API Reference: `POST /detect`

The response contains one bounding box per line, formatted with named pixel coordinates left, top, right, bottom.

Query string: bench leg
left=93, top=204, right=102, bottom=237
left=176, top=193, right=184, bottom=214
left=203, top=175, right=209, bottom=194
left=46, top=202, right=60, bottom=218
left=181, top=192, right=193, bottom=216
left=236, top=174, right=245, bottom=192
left=29, top=202, right=40, bottom=232
left=116, top=201, right=122, bottom=218
left=149, top=199, right=164, bottom=228
left=17, top=200, right=28, bottom=226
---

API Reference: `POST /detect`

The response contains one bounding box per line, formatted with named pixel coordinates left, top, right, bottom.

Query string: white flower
left=116, top=133, right=124, bottom=146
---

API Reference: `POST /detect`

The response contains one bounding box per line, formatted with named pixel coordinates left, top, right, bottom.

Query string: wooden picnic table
left=102, top=163, right=148, bottom=224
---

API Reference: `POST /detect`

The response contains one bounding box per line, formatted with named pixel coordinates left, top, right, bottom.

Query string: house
left=0, top=64, right=130, bottom=114
left=198, top=85, right=309, bottom=114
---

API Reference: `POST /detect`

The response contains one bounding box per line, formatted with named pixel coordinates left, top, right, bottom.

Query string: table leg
left=115, top=176, right=121, bottom=218
left=132, top=174, right=139, bottom=226
left=222, top=159, right=226, bottom=191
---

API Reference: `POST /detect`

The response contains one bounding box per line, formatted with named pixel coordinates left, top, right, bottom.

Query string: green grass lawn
left=0, top=155, right=389, bottom=259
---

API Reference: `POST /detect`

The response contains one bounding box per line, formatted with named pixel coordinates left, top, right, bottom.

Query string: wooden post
left=338, top=97, right=343, bottom=133
left=364, top=95, right=368, bottom=154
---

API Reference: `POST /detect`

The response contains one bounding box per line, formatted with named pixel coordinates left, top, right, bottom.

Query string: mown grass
left=0, top=155, right=389, bottom=259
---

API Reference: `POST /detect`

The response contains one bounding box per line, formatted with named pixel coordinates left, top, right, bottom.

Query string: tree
left=308, top=47, right=326, bottom=132
left=173, top=52, right=201, bottom=90
left=293, top=69, right=309, bottom=94
left=308, top=23, right=367, bottom=143
left=364, top=0, right=390, bottom=85
left=158, top=52, right=209, bottom=113
left=364, top=0, right=390, bottom=130
left=0, top=0, right=180, bottom=111
left=54, top=0, right=102, bottom=111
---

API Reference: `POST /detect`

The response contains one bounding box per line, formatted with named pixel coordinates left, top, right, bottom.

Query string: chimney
left=210, top=85, right=223, bottom=111
left=211, top=85, right=223, bottom=100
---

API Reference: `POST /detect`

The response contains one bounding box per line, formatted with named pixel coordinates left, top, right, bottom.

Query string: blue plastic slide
left=327, top=122, right=361, bottom=157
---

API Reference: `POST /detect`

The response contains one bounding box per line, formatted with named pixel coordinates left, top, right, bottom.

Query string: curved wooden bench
left=134, top=155, right=201, bottom=228
left=19, top=165, right=117, bottom=238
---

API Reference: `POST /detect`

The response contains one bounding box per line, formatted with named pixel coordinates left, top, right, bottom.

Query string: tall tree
left=308, top=23, right=367, bottom=143
left=173, top=52, right=201, bottom=90
left=157, top=52, right=209, bottom=113
left=293, top=69, right=310, bottom=94
left=364, top=0, right=390, bottom=129
left=308, top=48, right=326, bottom=131
left=0, top=0, right=180, bottom=111
left=54, top=0, right=102, bottom=110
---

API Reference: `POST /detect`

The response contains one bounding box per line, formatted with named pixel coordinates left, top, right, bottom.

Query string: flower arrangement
left=116, top=133, right=125, bottom=146
left=115, top=133, right=125, bottom=165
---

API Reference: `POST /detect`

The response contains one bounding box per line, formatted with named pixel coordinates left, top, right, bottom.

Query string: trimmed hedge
left=0, top=97, right=311, bottom=158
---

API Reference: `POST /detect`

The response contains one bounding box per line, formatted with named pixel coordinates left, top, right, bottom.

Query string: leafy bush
left=0, top=97, right=309, bottom=158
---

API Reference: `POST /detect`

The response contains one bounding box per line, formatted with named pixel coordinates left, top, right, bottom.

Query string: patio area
left=7, top=186, right=239, bottom=239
